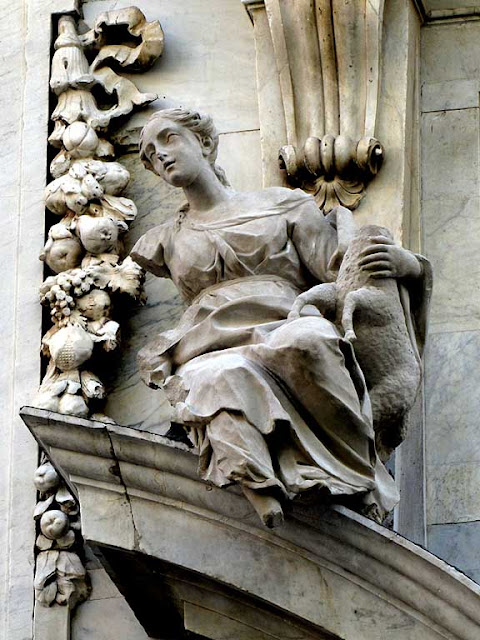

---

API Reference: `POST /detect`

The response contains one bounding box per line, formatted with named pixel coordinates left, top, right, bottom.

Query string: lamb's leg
left=341, top=288, right=367, bottom=342
left=288, top=283, right=337, bottom=320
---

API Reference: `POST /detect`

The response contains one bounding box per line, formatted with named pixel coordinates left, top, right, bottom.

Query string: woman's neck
left=183, top=165, right=232, bottom=215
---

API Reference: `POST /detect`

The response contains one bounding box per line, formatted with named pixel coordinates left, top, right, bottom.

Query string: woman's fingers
left=358, top=251, right=390, bottom=266
left=369, top=270, right=393, bottom=279
left=361, top=260, right=392, bottom=272
left=359, top=243, right=393, bottom=258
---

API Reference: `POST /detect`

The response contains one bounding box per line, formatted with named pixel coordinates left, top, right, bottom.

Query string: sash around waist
left=190, top=274, right=303, bottom=308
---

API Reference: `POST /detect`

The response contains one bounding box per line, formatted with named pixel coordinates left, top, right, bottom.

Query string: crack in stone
left=104, top=427, right=142, bottom=551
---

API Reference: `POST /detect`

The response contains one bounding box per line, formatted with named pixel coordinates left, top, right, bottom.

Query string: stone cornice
left=21, top=407, right=480, bottom=640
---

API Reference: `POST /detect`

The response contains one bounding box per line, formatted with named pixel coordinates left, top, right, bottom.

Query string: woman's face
left=140, top=118, right=210, bottom=188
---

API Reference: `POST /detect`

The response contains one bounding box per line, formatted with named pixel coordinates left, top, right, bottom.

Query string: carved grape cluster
left=40, top=267, right=102, bottom=325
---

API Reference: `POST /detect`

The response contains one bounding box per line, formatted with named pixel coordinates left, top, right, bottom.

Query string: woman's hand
left=358, top=236, right=422, bottom=279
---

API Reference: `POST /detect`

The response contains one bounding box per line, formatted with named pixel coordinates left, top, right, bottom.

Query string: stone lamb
left=289, top=224, right=422, bottom=461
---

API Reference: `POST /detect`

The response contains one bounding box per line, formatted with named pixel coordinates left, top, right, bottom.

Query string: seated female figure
left=131, top=108, right=428, bottom=527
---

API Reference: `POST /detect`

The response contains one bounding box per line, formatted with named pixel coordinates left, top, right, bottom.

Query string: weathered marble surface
left=355, top=0, right=421, bottom=243
left=428, top=521, right=480, bottom=585
left=422, top=113, right=479, bottom=334
left=0, top=1, right=78, bottom=638
left=420, top=16, right=480, bottom=583
left=421, top=20, right=480, bottom=113
left=426, top=330, right=480, bottom=526
left=71, top=548, right=148, bottom=640
left=426, top=331, right=480, bottom=467
left=422, top=18, right=480, bottom=81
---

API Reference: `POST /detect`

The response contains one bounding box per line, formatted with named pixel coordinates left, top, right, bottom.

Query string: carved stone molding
left=244, top=0, right=385, bottom=212
left=21, top=407, right=480, bottom=640
left=35, top=8, right=163, bottom=421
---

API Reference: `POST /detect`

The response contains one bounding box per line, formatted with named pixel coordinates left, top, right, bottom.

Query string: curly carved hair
left=139, top=108, right=231, bottom=188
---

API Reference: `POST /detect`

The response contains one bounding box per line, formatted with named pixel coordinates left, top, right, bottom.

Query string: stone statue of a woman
left=131, top=108, right=430, bottom=527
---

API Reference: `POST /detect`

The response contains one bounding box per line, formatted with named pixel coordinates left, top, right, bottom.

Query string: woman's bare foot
left=242, top=486, right=284, bottom=528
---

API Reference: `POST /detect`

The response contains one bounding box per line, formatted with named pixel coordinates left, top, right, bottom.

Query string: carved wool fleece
left=35, top=8, right=163, bottom=421
left=246, top=0, right=384, bottom=212
left=33, top=7, right=163, bottom=608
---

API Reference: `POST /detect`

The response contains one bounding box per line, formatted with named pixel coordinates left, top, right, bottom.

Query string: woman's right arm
left=130, top=224, right=171, bottom=279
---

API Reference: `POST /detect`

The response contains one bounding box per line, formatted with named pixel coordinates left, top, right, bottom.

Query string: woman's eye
left=167, top=133, right=178, bottom=143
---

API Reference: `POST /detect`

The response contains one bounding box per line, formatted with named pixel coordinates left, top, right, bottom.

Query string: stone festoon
left=32, top=7, right=164, bottom=611
left=36, top=9, right=163, bottom=421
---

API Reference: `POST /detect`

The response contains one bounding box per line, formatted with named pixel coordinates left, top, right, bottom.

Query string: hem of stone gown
left=163, top=329, right=399, bottom=518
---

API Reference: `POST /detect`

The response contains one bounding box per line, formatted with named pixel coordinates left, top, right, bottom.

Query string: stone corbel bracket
left=280, top=134, right=384, bottom=212
left=244, top=0, right=385, bottom=212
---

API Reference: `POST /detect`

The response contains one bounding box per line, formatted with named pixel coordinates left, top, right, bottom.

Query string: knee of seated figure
left=268, top=316, right=340, bottom=351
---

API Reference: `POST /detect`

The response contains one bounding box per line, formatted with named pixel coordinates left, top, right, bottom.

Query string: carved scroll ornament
left=35, top=8, right=163, bottom=421
left=245, top=0, right=385, bottom=212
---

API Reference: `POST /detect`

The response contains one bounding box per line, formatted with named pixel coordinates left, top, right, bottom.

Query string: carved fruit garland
left=35, top=8, right=163, bottom=421
left=33, top=7, right=163, bottom=611
left=33, top=458, right=90, bottom=607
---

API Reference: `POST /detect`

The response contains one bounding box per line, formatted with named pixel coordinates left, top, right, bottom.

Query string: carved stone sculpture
left=289, top=224, right=432, bottom=461
left=33, top=459, right=90, bottom=607
left=131, top=108, right=431, bottom=528
left=244, top=0, right=385, bottom=211
left=36, top=9, right=162, bottom=419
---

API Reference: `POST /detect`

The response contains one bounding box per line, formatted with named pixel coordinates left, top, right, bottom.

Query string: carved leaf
left=55, top=485, right=78, bottom=515
left=34, top=550, right=59, bottom=589
left=33, top=495, right=55, bottom=520
left=87, top=8, right=164, bottom=71
left=36, top=533, right=54, bottom=551
left=107, top=257, right=145, bottom=300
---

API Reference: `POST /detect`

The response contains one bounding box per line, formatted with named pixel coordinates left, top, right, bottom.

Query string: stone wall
left=421, top=16, right=480, bottom=584
left=2, top=0, right=480, bottom=638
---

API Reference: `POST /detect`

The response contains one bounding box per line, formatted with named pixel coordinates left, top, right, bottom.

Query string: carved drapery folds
left=245, top=0, right=385, bottom=212
left=35, top=8, right=163, bottom=420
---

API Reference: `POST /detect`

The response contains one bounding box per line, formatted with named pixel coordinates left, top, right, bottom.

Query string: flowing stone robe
left=131, top=187, right=425, bottom=515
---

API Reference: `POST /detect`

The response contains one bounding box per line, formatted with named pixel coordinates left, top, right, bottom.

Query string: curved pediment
left=22, top=407, right=480, bottom=640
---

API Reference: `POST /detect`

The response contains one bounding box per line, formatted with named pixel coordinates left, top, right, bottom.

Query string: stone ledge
left=21, top=407, right=480, bottom=640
